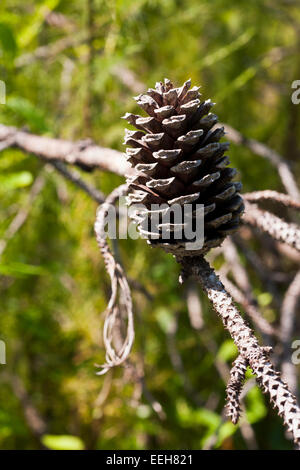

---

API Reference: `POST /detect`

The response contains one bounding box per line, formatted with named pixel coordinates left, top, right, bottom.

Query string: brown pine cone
left=123, top=78, right=244, bottom=258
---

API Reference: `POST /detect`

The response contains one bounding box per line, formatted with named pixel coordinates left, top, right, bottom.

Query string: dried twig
left=45, top=10, right=76, bottom=31
left=128, top=278, right=153, bottom=301
left=166, top=313, right=203, bottom=407
left=222, top=124, right=300, bottom=201
left=221, top=238, right=279, bottom=337
left=0, top=124, right=132, bottom=176
left=204, top=377, right=258, bottom=450
left=180, top=255, right=300, bottom=448
left=0, top=173, right=45, bottom=257
left=275, top=242, right=300, bottom=264
left=50, top=160, right=105, bottom=203
left=127, top=359, right=166, bottom=420
left=186, top=281, right=204, bottom=330
left=222, top=237, right=252, bottom=296
left=244, top=201, right=300, bottom=252
left=140, top=378, right=166, bottom=420
left=84, top=0, right=96, bottom=133
left=112, top=65, right=145, bottom=94
left=280, top=270, right=300, bottom=396
left=2, top=372, right=47, bottom=440
left=58, top=57, right=75, bottom=114
left=244, top=191, right=300, bottom=210
left=233, top=234, right=283, bottom=310
left=0, top=162, right=104, bottom=259
left=15, top=33, right=89, bottom=67
left=94, top=370, right=113, bottom=409
left=94, top=184, right=134, bottom=374
left=225, top=355, right=248, bottom=425
left=221, top=275, right=279, bottom=338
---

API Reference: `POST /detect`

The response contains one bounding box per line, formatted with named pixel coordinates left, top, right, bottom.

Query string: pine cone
left=123, top=78, right=244, bottom=257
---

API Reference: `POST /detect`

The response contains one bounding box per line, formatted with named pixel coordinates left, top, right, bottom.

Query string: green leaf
left=0, top=262, right=46, bottom=277
left=257, top=292, right=272, bottom=307
left=17, top=0, right=61, bottom=48
left=200, top=28, right=255, bottom=68
left=0, top=23, right=17, bottom=56
left=217, top=339, right=238, bottom=362
left=0, top=150, right=27, bottom=170
left=245, top=385, right=267, bottom=424
left=6, top=97, right=49, bottom=133
left=41, top=434, right=85, bottom=450
left=136, top=405, right=151, bottom=419
left=155, top=307, right=173, bottom=333
left=177, top=400, right=221, bottom=430
left=216, top=66, right=257, bottom=101
left=216, top=421, right=237, bottom=447
left=0, top=171, right=33, bottom=191
left=194, top=408, right=221, bottom=429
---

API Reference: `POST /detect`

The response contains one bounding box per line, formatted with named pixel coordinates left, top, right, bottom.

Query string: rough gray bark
left=280, top=270, right=300, bottom=396
left=244, top=201, right=300, bottom=252
left=0, top=124, right=132, bottom=176
left=222, top=123, right=300, bottom=201
left=180, top=255, right=300, bottom=448
left=225, top=355, right=248, bottom=425
left=244, top=190, right=300, bottom=210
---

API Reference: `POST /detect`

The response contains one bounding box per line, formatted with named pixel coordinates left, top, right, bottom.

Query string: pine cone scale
left=123, top=79, right=244, bottom=256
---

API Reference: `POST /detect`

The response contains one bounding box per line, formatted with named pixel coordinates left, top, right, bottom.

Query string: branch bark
left=0, top=124, right=132, bottom=176
left=50, top=160, right=105, bottom=203
left=244, top=191, right=300, bottom=210
left=221, top=275, right=279, bottom=338
left=243, top=201, right=300, bottom=252
left=280, top=270, right=300, bottom=396
left=94, top=184, right=134, bottom=374
left=180, top=255, right=300, bottom=448
left=225, top=355, right=248, bottom=425
left=2, top=373, right=47, bottom=440
left=222, top=124, right=300, bottom=201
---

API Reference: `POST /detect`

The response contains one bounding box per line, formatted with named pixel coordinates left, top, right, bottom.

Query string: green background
left=0, top=0, right=299, bottom=450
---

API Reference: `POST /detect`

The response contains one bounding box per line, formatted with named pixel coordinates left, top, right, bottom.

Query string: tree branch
left=50, top=160, right=105, bottom=203
left=225, top=355, right=248, bottom=425
left=244, top=191, right=300, bottom=210
left=15, top=33, right=90, bottom=67
left=180, top=255, right=300, bottom=448
left=94, top=184, right=134, bottom=374
left=280, top=270, right=300, bottom=396
left=2, top=372, right=47, bottom=441
left=0, top=124, right=132, bottom=176
left=222, top=124, right=300, bottom=201
left=243, top=201, right=300, bottom=252
left=220, top=275, right=279, bottom=338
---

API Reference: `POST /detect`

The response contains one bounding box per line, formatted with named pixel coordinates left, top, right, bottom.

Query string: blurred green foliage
left=0, top=0, right=299, bottom=450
